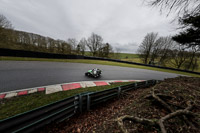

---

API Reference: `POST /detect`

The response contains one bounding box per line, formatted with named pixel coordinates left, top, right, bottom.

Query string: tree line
left=0, top=14, right=114, bottom=58
left=138, top=32, right=199, bottom=71
left=138, top=0, right=200, bottom=71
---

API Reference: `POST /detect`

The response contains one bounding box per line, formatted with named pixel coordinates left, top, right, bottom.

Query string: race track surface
left=0, top=61, right=182, bottom=93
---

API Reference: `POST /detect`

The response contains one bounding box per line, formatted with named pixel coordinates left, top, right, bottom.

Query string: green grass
left=117, top=53, right=200, bottom=73
left=115, top=53, right=139, bottom=59
left=84, top=51, right=92, bottom=56
left=1, top=56, right=199, bottom=77
left=122, top=58, right=200, bottom=73
left=84, top=51, right=139, bottom=59
left=122, top=58, right=142, bottom=63
left=0, top=82, right=130, bottom=120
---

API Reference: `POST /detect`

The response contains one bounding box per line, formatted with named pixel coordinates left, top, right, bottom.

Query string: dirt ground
left=40, top=76, right=200, bottom=133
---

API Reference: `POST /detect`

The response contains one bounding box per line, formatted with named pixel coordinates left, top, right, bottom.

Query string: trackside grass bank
left=0, top=56, right=199, bottom=77
left=40, top=77, right=200, bottom=133
left=0, top=82, right=130, bottom=120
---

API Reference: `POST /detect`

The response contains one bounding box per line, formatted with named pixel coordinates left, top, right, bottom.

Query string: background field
left=116, top=53, right=200, bottom=73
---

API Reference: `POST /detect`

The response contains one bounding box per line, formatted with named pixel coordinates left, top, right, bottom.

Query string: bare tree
left=98, top=43, right=113, bottom=58
left=147, top=0, right=200, bottom=16
left=150, top=37, right=164, bottom=62
left=77, top=37, right=87, bottom=55
left=54, top=40, right=71, bottom=54
left=0, top=14, right=12, bottom=29
left=138, top=34, right=177, bottom=66
left=183, top=45, right=199, bottom=71
left=87, top=33, right=103, bottom=56
left=157, top=36, right=175, bottom=66
left=137, top=32, right=158, bottom=64
left=0, top=14, right=13, bottom=46
left=169, top=43, right=189, bottom=69
left=67, top=38, right=78, bottom=54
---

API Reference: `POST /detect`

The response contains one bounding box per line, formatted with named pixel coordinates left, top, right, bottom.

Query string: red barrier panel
left=0, top=94, right=6, bottom=99
left=37, top=88, right=45, bottom=92
left=62, top=83, right=81, bottom=91
left=94, top=81, right=108, bottom=86
left=18, top=91, right=28, bottom=96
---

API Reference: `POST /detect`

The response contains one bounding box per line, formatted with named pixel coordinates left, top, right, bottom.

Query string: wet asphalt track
left=0, top=61, right=182, bottom=93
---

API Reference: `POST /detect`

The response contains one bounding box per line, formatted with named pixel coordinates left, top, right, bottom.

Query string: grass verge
left=39, top=77, right=200, bottom=133
left=122, top=58, right=200, bottom=72
left=0, top=82, right=130, bottom=120
left=1, top=56, right=199, bottom=77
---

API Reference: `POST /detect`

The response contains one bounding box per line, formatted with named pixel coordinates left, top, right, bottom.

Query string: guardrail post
left=145, top=81, right=148, bottom=86
left=74, top=105, right=78, bottom=113
left=117, top=86, right=121, bottom=98
left=78, top=95, right=82, bottom=113
left=135, top=82, right=137, bottom=88
left=87, top=94, right=91, bottom=111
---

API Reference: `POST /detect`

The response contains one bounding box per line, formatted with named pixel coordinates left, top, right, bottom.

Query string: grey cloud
left=0, top=0, right=178, bottom=53
left=113, top=43, right=138, bottom=53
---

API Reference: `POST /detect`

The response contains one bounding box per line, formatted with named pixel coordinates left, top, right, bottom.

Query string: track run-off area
left=0, top=61, right=182, bottom=93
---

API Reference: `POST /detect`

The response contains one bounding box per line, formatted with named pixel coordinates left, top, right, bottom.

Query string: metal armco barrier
left=0, top=96, right=79, bottom=133
left=0, top=80, right=156, bottom=133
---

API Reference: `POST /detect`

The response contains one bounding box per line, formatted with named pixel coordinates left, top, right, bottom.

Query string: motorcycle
left=85, top=68, right=102, bottom=78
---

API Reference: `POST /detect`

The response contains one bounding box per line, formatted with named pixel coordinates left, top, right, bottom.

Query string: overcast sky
left=0, top=0, right=178, bottom=53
